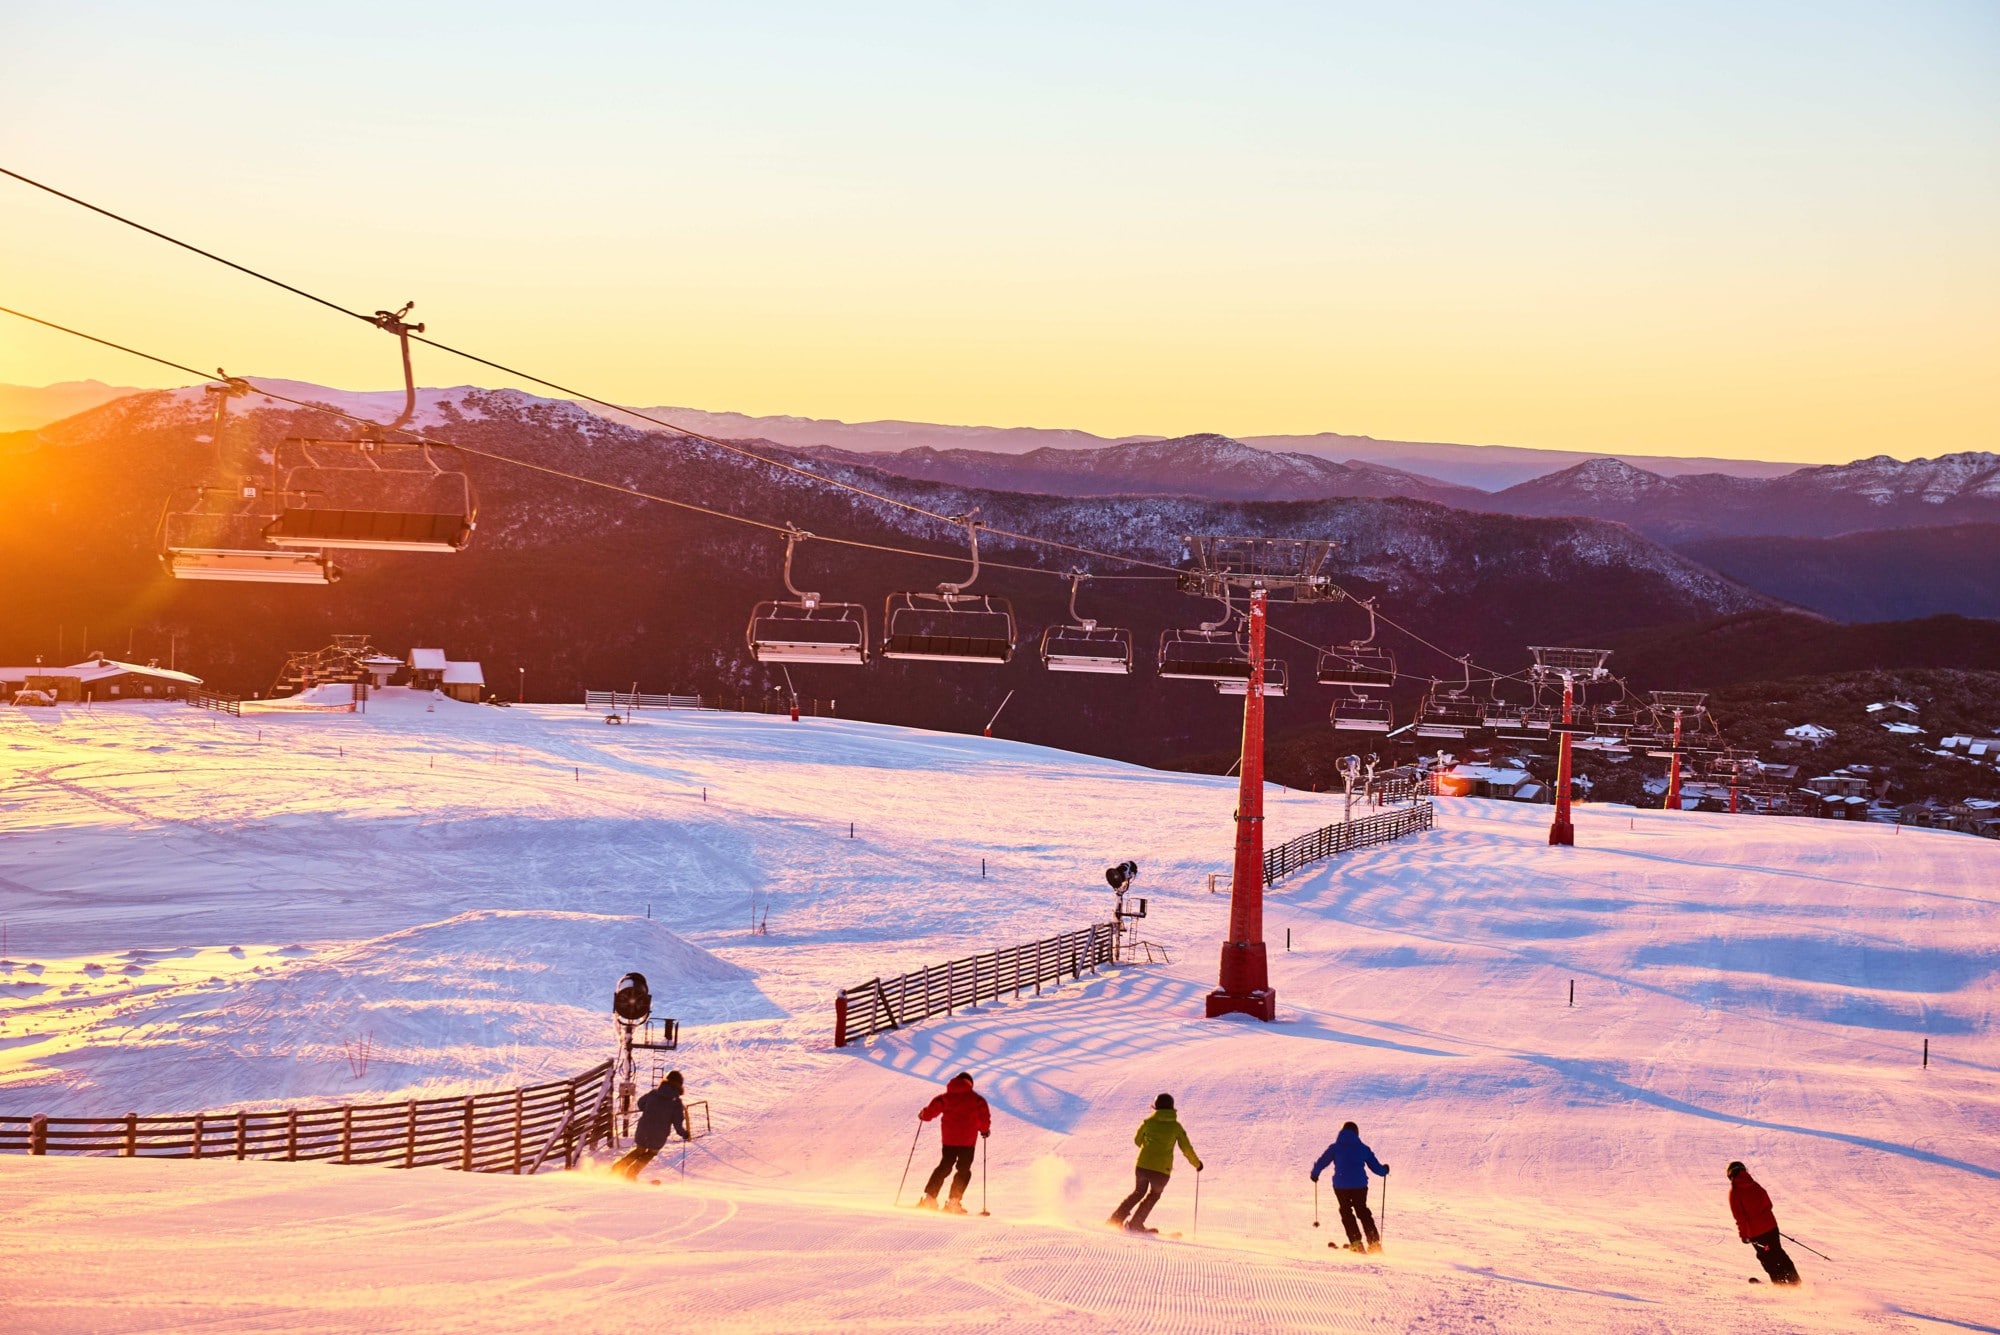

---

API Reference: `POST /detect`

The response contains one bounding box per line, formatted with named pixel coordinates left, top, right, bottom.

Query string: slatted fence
left=187, top=688, right=243, bottom=717
left=1, top=1061, right=614, bottom=1175
left=584, top=690, right=698, bottom=711
left=1263, top=800, right=1435, bottom=886
left=835, top=923, right=1118, bottom=1047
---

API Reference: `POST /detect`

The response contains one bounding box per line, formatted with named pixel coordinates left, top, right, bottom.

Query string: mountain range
left=2, top=385, right=1799, bottom=770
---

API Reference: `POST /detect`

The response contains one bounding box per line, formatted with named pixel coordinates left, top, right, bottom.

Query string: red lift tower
left=1181, top=537, right=1335, bottom=1023
left=1529, top=646, right=1612, bottom=847
left=1648, top=691, right=1710, bottom=813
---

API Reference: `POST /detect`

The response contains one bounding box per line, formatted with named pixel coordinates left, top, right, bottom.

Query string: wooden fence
left=187, top=688, right=243, bottom=717
left=0, top=1061, right=615, bottom=1175
left=584, top=690, right=698, bottom=711
left=835, top=923, right=1119, bottom=1047
left=1263, top=800, right=1435, bottom=886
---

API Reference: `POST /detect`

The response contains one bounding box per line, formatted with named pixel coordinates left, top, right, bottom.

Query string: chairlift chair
left=1415, top=689, right=1484, bottom=739
left=1316, top=601, right=1397, bottom=689
left=160, top=380, right=340, bottom=585
left=1157, top=586, right=1252, bottom=683
left=1332, top=693, right=1394, bottom=733
left=1040, top=572, right=1134, bottom=674
left=747, top=528, right=868, bottom=665
left=263, top=305, right=478, bottom=554
left=1215, top=659, right=1289, bottom=697
left=880, top=517, right=1016, bottom=665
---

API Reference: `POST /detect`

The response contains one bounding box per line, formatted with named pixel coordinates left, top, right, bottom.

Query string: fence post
left=461, top=1098, right=475, bottom=1171
left=406, top=1100, right=417, bottom=1168
left=834, top=991, right=849, bottom=1048
left=287, top=1109, right=298, bottom=1161
left=513, top=1089, right=525, bottom=1174
left=192, top=1112, right=205, bottom=1160
left=124, top=1112, right=137, bottom=1157
left=29, top=1114, right=46, bottom=1156
left=341, top=1107, right=353, bottom=1165
left=236, top=1111, right=248, bottom=1160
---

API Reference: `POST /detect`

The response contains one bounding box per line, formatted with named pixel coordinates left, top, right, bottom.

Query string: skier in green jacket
left=1106, top=1093, right=1203, bottom=1234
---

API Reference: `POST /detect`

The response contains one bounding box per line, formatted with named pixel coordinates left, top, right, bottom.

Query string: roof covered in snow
left=0, top=658, right=202, bottom=685
left=1785, top=723, right=1837, bottom=741
left=408, top=649, right=448, bottom=671
left=441, top=661, right=484, bottom=686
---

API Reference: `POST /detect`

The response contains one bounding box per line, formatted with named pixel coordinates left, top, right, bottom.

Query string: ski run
left=2, top=692, right=1996, bottom=1333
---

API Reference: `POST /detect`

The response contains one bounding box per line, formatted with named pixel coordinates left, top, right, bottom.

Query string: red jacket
left=919, top=1074, right=992, bottom=1147
left=1730, top=1171, right=1778, bottom=1240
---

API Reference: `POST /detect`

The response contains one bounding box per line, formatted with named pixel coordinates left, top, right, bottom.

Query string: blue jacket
left=635, top=1084, right=688, bottom=1151
left=1311, top=1126, right=1387, bottom=1188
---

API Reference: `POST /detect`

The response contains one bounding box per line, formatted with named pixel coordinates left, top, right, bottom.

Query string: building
left=1, top=658, right=203, bottom=704
left=440, top=661, right=486, bottom=703
left=407, top=649, right=450, bottom=690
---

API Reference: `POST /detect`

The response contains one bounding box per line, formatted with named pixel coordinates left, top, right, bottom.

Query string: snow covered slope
left=1, top=701, right=1995, bottom=1333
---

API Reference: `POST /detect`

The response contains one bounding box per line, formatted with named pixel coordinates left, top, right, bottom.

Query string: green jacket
left=1134, top=1109, right=1202, bottom=1175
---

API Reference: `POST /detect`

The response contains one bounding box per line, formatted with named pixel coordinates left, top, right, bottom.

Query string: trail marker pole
left=1923, top=1038, right=1928, bottom=1067
left=1569, top=979, right=1574, bottom=1007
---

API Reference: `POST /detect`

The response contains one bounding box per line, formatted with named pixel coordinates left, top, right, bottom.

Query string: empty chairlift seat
left=1317, top=644, right=1396, bottom=691
left=1332, top=694, right=1394, bottom=732
left=166, top=547, right=340, bottom=585
left=264, top=507, right=473, bottom=552
left=1216, top=658, right=1289, bottom=697
left=1156, top=629, right=1252, bottom=683
left=747, top=601, right=869, bottom=665
left=1040, top=625, right=1133, bottom=674
left=881, top=593, right=1016, bottom=665
left=1415, top=692, right=1483, bottom=739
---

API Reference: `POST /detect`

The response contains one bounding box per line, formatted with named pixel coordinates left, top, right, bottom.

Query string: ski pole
left=980, top=1135, right=991, bottom=1216
left=1193, top=1167, right=1201, bottom=1241
left=1381, top=1172, right=1389, bottom=1238
left=894, top=1121, right=923, bottom=1206
left=1781, top=1231, right=1831, bottom=1262
left=1313, top=1179, right=1321, bottom=1229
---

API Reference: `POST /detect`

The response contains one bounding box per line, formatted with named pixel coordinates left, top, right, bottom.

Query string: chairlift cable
left=0, top=164, right=1182, bottom=578
left=0, top=302, right=1157, bottom=586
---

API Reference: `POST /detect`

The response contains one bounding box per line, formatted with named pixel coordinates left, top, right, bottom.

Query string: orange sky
left=2, top=4, right=1994, bottom=463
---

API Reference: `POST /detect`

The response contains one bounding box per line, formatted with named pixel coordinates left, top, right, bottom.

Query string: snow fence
left=835, top=923, right=1120, bottom=1047
left=2, top=1060, right=614, bottom=1175
left=1263, top=799, right=1434, bottom=886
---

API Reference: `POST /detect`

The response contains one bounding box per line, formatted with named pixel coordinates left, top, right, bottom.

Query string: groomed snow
left=2, top=699, right=1996, bottom=1333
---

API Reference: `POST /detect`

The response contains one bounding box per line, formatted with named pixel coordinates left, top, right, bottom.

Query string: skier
left=1727, top=1160, right=1801, bottom=1285
left=1107, top=1093, right=1203, bottom=1234
left=610, top=1070, right=689, bottom=1180
left=915, top=1071, right=991, bottom=1213
left=1310, top=1121, right=1390, bottom=1252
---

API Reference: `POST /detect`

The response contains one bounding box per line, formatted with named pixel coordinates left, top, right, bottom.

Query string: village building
left=2, top=658, right=203, bottom=705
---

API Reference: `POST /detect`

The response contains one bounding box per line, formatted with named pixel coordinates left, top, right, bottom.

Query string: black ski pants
left=1112, top=1167, right=1171, bottom=1228
left=611, top=1145, right=660, bottom=1180
left=1749, top=1229, right=1800, bottom=1284
left=923, top=1143, right=976, bottom=1201
left=1335, top=1186, right=1380, bottom=1245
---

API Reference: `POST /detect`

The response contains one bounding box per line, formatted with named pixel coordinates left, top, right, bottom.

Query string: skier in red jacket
left=1727, top=1161, right=1801, bottom=1285
left=915, top=1072, right=991, bottom=1213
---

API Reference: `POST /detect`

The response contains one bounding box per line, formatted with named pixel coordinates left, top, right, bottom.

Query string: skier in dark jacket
left=1727, top=1161, right=1800, bottom=1284
left=916, top=1072, right=991, bottom=1213
left=1310, top=1121, right=1390, bottom=1252
left=612, top=1070, right=689, bottom=1180
left=1107, top=1093, right=1202, bottom=1234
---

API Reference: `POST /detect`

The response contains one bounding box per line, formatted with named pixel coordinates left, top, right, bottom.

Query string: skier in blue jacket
left=1310, top=1121, right=1390, bottom=1252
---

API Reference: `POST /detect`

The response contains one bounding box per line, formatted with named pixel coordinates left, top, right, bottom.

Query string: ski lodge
left=2, top=657, right=203, bottom=705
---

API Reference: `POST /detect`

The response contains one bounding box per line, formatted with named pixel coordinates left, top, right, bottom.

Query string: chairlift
left=1216, top=659, right=1289, bottom=697
left=161, top=379, right=340, bottom=585
left=1332, top=693, right=1394, bottom=733
left=1316, top=600, right=1397, bottom=690
left=264, top=304, right=479, bottom=554
left=1415, top=659, right=1485, bottom=738
left=747, top=527, right=868, bottom=665
left=1157, top=586, right=1252, bottom=683
left=1040, top=572, right=1133, bottom=674
left=881, top=517, right=1017, bottom=664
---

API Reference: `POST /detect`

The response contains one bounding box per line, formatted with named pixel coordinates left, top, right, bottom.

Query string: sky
left=1, top=1, right=1995, bottom=463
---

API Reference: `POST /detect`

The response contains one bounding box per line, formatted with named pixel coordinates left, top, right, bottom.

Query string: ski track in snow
left=1, top=696, right=1996, bottom=1333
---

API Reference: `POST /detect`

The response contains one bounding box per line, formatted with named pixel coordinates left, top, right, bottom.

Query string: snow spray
left=1028, top=1153, right=1083, bottom=1225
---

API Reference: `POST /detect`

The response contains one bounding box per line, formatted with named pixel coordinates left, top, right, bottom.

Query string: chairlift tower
left=1529, top=647, right=1612, bottom=847
left=1182, top=537, right=1336, bottom=1022
left=1649, top=691, right=1709, bottom=813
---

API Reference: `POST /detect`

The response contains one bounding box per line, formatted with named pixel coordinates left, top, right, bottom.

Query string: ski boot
left=941, top=1199, right=968, bottom=1215
left=914, top=1194, right=939, bottom=1210
left=1344, top=1241, right=1368, bottom=1253
left=1367, top=1241, right=1383, bottom=1253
